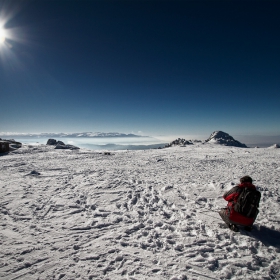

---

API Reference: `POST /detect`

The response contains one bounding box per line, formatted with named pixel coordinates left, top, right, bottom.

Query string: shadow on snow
left=242, top=225, right=280, bottom=249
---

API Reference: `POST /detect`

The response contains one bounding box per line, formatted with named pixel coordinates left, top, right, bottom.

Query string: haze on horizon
left=0, top=1, right=279, bottom=141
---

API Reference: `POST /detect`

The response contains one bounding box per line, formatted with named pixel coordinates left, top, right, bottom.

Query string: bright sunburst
left=0, top=27, right=6, bottom=44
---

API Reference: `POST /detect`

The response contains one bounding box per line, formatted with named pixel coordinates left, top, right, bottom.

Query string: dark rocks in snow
left=47, top=138, right=65, bottom=146
left=205, top=131, right=247, bottom=148
left=0, top=139, right=22, bottom=152
left=4, top=139, right=22, bottom=147
left=0, top=141, right=10, bottom=153
left=47, top=139, right=57, bottom=145
left=165, top=131, right=246, bottom=148
left=165, top=138, right=197, bottom=148
left=47, top=139, right=79, bottom=150
left=55, top=144, right=80, bottom=150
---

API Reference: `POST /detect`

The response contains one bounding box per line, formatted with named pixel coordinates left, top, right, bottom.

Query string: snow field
left=0, top=144, right=280, bottom=279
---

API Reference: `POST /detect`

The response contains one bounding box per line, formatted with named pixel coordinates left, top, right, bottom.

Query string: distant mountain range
left=0, top=132, right=144, bottom=138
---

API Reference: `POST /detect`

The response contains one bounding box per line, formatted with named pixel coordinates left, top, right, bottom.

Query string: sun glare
left=0, top=28, right=6, bottom=44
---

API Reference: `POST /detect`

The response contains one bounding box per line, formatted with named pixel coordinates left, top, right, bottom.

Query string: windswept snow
left=1, top=144, right=280, bottom=279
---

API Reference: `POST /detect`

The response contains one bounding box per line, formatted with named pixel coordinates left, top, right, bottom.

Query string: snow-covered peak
left=205, top=131, right=247, bottom=147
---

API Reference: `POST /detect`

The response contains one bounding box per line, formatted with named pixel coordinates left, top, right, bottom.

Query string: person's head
left=240, top=176, right=253, bottom=184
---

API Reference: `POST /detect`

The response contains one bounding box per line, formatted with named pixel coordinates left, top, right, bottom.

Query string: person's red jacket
left=223, top=182, right=256, bottom=226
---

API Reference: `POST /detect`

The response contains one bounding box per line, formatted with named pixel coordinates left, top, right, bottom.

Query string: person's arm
left=223, top=186, right=240, bottom=201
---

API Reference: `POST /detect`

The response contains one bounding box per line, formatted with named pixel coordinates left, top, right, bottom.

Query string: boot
left=229, top=224, right=239, bottom=232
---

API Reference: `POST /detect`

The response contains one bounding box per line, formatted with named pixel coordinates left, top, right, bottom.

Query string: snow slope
left=0, top=144, right=280, bottom=279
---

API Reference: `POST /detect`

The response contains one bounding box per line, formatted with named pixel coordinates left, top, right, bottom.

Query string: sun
left=0, top=27, right=6, bottom=44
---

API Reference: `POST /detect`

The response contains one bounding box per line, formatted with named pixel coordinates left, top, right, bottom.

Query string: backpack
left=234, top=187, right=261, bottom=218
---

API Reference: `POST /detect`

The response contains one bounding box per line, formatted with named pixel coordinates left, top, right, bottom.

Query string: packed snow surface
left=1, top=144, right=280, bottom=279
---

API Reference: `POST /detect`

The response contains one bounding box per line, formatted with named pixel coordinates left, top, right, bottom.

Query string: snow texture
left=1, top=143, right=280, bottom=279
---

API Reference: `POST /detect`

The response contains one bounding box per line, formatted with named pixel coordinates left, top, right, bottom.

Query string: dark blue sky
left=0, top=0, right=279, bottom=139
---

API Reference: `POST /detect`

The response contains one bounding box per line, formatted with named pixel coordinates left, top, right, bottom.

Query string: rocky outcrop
left=47, top=139, right=58, bottom=145
left=0, top=139, right=22, bottom=152
left=0, top=141, right=9, bottom=153
left=165, top=138, right=201, bottom=148
left=205, top=131, right=247, bottom=147
left=47, top=139, right=79, bottom=150
left=55, top=144, right=80, bottom=150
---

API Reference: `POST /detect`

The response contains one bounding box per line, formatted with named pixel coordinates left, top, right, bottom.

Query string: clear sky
left=0, top=0, right=279, bottom=139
